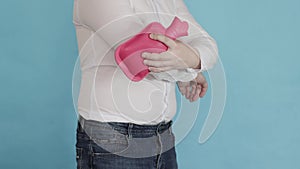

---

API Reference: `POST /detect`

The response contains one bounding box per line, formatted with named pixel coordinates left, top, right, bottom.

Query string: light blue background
left=0, top=0, right=299, bottom=168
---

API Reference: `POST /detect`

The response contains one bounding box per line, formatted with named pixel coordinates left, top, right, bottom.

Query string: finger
left=150, top=33, right=177, bottom=49
left=148, top=66, right=173, bottom=73
left=141, top=52, right=171, bottom=61
left=144, top=59, right=174, bottom=68
left=188, top=81, right=196, bottom=98
left=191, top=87, right=201, bottom=102
left=189, top=84, right=197, bottom=101
left=185, top=85, right=190, bottom=99
left=177, top=81, right=188, bottom=88
left=199, top=82, right=208, bottom=98
left=190, top=85, right=200, bottom=101
left=177, top=82, right=187, bottom=96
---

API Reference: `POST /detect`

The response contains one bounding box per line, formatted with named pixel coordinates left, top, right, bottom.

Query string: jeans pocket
left=90, top=128, right=130, bottom=156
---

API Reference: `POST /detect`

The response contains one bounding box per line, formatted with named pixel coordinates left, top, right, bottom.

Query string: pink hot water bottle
left=114, top=17, right=189, bottom=82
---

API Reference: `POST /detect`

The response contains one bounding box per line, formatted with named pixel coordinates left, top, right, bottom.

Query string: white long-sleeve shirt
left=72, top=0, right=218, bottom=124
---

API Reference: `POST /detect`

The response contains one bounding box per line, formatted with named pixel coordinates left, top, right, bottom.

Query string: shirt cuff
left=149, top=69, right=198, bottom=82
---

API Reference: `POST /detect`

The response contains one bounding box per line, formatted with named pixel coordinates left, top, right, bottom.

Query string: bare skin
left=142, top=33, right=201, bottom=72
left=177, top=72, right=208, bottom=102
left=142, top=33, right=207, bottom=101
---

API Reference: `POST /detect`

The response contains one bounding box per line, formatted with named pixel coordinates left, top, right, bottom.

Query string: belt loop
left=168, top=120, right=172, bottom=135
left=127, top=123, right=133, bottom=139
left=168, top=125, right=172, bottom=135
left=79, top=115, right=85, bottom=130
left=156, top=121, right=163, bottom=135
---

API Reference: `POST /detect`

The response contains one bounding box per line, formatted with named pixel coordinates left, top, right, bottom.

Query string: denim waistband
left=78, top=116, right=173, bottom=138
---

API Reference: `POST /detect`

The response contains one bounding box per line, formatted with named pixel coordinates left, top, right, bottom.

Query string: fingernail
left=149, top=33, right=154, bottom=39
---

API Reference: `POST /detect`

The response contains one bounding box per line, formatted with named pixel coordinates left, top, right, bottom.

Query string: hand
left=176, top=72, right=208, bottom=102
left=142, top=33, right=201, bottom=73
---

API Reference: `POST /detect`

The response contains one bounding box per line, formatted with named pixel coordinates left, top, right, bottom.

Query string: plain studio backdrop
left=0, top=0, right=299, bottom=168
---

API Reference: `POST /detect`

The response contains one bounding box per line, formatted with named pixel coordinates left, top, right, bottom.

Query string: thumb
left=150, top=33, right=177, bottom=49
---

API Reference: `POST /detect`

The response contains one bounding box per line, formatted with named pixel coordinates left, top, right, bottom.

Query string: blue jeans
left=75, top=116, right=178, bottom=169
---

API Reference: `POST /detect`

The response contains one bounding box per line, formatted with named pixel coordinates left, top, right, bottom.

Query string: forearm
left=176, top=0, right=219, bottom=71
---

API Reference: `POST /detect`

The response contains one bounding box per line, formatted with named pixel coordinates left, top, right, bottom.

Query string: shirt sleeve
left=150, top=0, right=219, bottom=82
left=175, top=0, right=219, bottom=71
left=75, top=0, right=217, bottom=83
